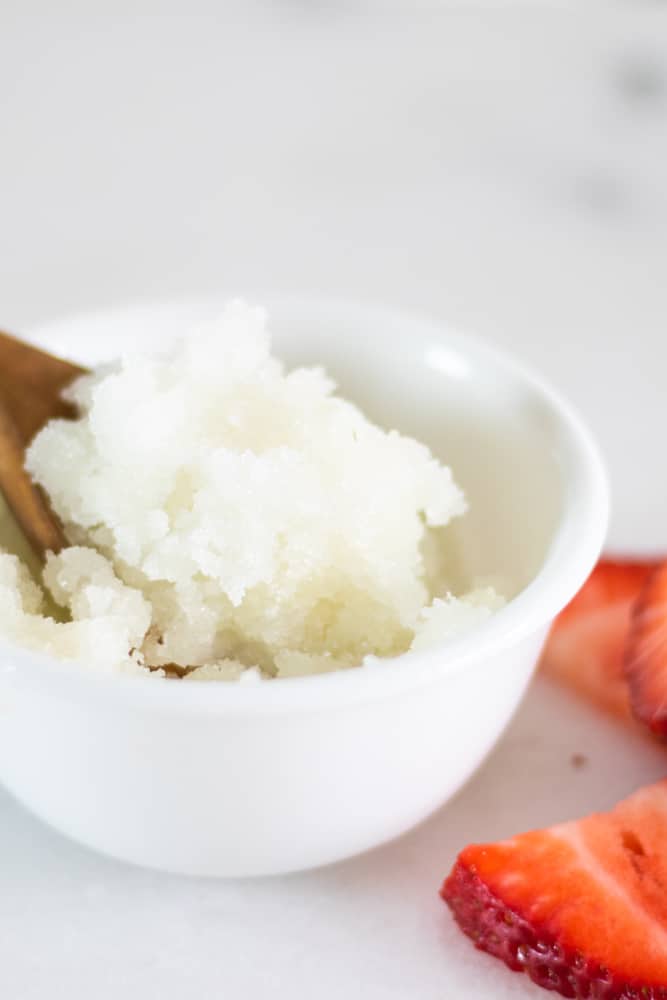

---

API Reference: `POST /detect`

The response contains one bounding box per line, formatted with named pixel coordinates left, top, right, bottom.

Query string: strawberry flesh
left=541, top=558, right=659, bottom=719
left=442, top=780, right=667, bottom=999
left=625, top=561, right=667, bottom=738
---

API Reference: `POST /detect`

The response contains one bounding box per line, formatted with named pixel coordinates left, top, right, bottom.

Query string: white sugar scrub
left=0, top=300, right=504, bottom=680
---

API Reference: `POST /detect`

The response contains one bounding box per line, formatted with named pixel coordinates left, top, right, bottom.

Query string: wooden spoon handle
left=0, top=329, right=86, bottom=560
left=0, top=330, right=86, bottom=445
left=0, top=396, right=68, bottom=556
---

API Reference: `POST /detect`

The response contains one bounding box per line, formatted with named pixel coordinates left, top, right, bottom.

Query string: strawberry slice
left=442, top=780, right=667, bottom=998
left=625, top=561, right=667, bottom=737
left=540, top=558, right=659, bottom=719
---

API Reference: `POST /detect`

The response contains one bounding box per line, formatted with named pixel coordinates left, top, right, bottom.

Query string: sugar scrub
left=0, top=301, right=503, bottom=680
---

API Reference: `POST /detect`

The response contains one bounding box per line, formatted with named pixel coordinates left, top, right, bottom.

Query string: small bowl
left=0, top=297, right=608, bottom=877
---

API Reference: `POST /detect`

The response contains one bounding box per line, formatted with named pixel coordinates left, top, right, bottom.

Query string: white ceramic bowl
left=0, top=297, right=608, bottom=877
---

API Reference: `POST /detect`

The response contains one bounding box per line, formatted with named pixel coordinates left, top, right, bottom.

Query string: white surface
left=0, top=3, right=666, bottom=997
left=0, top=297, right=606, bottom=876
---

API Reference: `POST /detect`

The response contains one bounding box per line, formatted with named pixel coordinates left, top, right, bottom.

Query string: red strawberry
left=625, top=561, right=667, bottom=738
left=541, top=558, right=659, bottom=720
left=442, top=780, right=667, bottom=998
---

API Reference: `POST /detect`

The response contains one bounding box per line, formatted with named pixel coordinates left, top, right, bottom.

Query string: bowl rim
left=0, top=295, right=609, bottom=716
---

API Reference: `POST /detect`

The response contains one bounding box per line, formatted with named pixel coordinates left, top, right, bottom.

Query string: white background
left=1, top=5, right=667, bottom=998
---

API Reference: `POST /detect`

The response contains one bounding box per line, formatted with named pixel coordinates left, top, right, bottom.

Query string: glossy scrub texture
left=0, top=301, right=501, bottom=679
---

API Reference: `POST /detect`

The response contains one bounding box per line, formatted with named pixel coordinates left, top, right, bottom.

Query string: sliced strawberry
left=442, top=780, right=667, bottom=998
left=540, top=558, right=659, bottom=720
left=625, top=561, right=667, bottom=738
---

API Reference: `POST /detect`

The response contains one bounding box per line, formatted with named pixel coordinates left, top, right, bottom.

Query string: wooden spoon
left=0, top=330, right=87, bottom=559
left=0, top=333, right=191, bottom=675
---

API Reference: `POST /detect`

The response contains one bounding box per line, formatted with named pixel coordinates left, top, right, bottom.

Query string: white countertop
left=1, top=5, right=666, bottom=998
